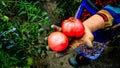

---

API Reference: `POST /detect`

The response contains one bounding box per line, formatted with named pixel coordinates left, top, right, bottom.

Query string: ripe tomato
left=48, top=32, right=68, bottom=52
left=62, top=17, right=85, bottom=38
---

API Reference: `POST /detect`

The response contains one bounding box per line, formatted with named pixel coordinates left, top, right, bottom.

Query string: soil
left=37, top=49, right=76, bottom=68
left=38, top=45, right=120, bottom=68
left=40, top=0, right=60, bottom=25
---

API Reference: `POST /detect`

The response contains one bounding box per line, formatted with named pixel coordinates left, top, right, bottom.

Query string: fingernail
left=51, top=25, right=61, bottom=31
left=85, top=40, right=93, bottom=48
left=51, top=25, right=55, bottom=28
left=87, top=44, right=93, bottom=48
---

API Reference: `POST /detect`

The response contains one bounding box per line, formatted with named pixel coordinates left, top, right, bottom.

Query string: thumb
left=51, top=24, right=61, bottom=31
left=84, top=39, right=93, bottom=48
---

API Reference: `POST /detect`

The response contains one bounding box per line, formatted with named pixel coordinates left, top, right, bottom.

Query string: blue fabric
left=103, top=5, right=120, bottom=25
left=76, top=0, right=120, bottom=43
left=76, top=0, right=97, bottom=19
left=76, top=4, right=84, bottom=19
left=94, top=5, right=120, bottom=43
left=75, top=0, right=120, bottom=60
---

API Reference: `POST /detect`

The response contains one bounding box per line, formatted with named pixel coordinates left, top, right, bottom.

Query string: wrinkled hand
left=51, top=24, right=94, bottom=49
left=69, top=25, right=94, bottom=49
left=46, top=24, right=94, bottom=57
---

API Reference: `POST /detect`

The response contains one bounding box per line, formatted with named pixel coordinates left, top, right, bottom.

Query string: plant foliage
left=55, top=0, right=81, bottom=21
left=0, top=0, right=51, bottom=67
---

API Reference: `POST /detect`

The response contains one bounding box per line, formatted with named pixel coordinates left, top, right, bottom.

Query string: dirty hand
left=49, top=23, right=93, bottom=57
left=51, top=24, right=94, bottom=49
left=50, top=14, right=106, bottom=50
left=69, top=24, right=94, bottom=49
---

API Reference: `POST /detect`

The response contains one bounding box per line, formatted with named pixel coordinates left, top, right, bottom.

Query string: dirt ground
left=38, top=45, right=120, bottom=68
left=38, top=49, right=76, bottom=68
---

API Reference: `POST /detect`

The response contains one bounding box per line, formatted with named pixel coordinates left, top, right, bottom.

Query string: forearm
left=83, top=14, right=105, bottom=32
left=83, top=6, right=118, bottom=32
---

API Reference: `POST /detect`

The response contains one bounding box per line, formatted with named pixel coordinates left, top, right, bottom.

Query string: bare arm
left=83, top=14, right=105, bottom=32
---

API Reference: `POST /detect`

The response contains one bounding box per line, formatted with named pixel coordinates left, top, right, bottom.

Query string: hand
left=70, top=14, right=106, bottom=49
left=46, top=24, right=94, bottom=57
left=69, top=24, right=94, bottom=49
left=51, top=24, right=94, bottom=49
left=49, top=14, right=106, bottom=50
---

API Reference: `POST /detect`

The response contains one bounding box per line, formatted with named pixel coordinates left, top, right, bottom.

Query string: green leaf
left=18, top=11, right=26, bottom=16
left=33, top=1, right=39, bottom=6
left=45, top=16, right=49, bottom=20
left=41, top=12, right=47, bottom=16
left=18, top=7, right=24, bottom=13
left=10, top=57, right=18, bottom=61
left=39, top=28, right=44, bottom=32
left=26, top=57, right=33, bottom=65
left=38, top=47, right=42, bottom=54
left=35, top=7, right=41, bottom=15
left=29, top=14, right=35, bottom=17
left=31, top=15, right=38, bottom=21
left=1, top=15, right=9, bottom=22
left=1, top=1, right=6, bottom=7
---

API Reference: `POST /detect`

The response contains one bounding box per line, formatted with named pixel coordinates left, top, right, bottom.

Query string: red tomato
left=62, top=17, right=85, bottom=38
left=48, top=32, right=68, bottom=52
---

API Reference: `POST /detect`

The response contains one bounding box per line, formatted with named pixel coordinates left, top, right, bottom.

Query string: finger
left=51, top=24, right=62, bottom=31
left=70, top=39, right=84, bottom=49
left=84, top=39, right=93, bottom=48
left=51, top=24, right=73, bottom=42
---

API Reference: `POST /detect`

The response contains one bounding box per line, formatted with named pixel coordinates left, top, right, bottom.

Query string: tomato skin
left=48, top=32, right=68, bottom=52
left=62, top=17, right=85, bottom=38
